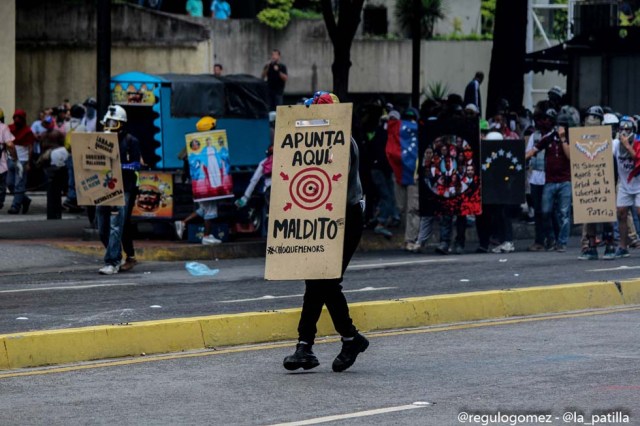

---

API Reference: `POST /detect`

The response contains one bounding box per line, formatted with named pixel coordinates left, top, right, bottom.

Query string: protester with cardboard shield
left=95, top=105, right=141, bottom=275
left=275, top=92, right=369, bottom=373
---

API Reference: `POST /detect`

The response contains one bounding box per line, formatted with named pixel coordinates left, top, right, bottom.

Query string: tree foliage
left=257, top=0, right=295, bottom=30
left=395, top=0, right=446, bottom=39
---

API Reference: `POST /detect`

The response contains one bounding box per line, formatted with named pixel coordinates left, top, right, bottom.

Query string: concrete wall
left=0, top=1, right=16, bottom=116
left=211, top=19, right=492, bottom=100
left=16, top=2, right=212, bottom=121
left=16, top=43, right=212, bottom=121
left=366, top=0, right=482, bottom=37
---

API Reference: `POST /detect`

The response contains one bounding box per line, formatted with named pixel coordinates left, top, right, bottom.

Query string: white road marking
left=267, top=402, right=430, bottom=426
left=587, top=265, right=640, bottom=272
left=221, top=286, right=397, bottom=303
left=0, top=281, right=138, bottom=294
left=348, top=258, right=454, bottom=270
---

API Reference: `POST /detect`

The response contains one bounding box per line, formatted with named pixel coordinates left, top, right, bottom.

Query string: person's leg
left=121, top=191, right=137, bottom=259
left=417, top=215, right=434, bottom=247
left=437, top=215, right=452, bottom=253
left=475, top=205, right=492, bottom=251
left=530, top=183, right=546, bottom=248
left=324, top=204, right=363, bottom=335
left=65, top=155, right=77, bottom=204
left=556, top=182, right=572, bottom=248
left=10, top=160, right=28, bottom=211
left=370, top=169, right=391, bottom=225
left=0, top=171, right=6, bottom=208
left=541, top=183, right=555, bottom=248
left=96, top=204, right=124, bottom=272
left=617, top=208, right=629, bottom=248
left=404, top=184, right=420, bottom=243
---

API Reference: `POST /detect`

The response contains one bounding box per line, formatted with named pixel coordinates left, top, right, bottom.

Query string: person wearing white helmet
left=96, top=105, right=142, bottom=275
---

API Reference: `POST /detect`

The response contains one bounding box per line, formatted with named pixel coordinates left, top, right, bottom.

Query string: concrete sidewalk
left=1, top=193, right=545, bottom=261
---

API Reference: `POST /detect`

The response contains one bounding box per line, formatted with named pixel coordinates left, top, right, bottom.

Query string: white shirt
left=613, top=138, right=640, bottom=193
left=526, top=132, right=545, bottom=186
left=0, top=123, right=15, bottom=174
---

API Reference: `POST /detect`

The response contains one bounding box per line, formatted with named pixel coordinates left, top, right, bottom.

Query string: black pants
left=297, top=203, right=363, bottom=345
left=46, top=167, right=67, bottom=220
left=122, top=187, right=137, bottom=259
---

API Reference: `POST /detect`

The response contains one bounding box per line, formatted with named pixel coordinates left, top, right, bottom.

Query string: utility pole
left=97, top=0, right=111, bottom=130
left=411, top=0, right=421, bottom=108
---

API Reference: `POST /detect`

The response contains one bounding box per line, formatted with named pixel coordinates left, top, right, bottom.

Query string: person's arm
left=279, top=64, right=288, bottom=82
left=558, top=127, right=570, bottom=159
left=620, top=133, right=636, bottom=157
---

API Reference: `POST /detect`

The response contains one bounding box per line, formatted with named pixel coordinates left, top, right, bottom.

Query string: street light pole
left=97, top=0, right=111, bottom=130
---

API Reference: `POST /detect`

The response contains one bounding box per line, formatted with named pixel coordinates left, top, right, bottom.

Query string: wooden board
left=569, top=126, right=616, bottom=223
left=71, top=132, right=124, bottom=207
left=265, top=103, right=353, bottom=280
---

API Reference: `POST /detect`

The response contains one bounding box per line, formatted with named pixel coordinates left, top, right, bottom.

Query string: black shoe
left=332, top=333, right=369, bottom=373
left=7, top=206, right=19, bottom=214
left=22, top=198, right=31, bottom=214
left=283, top=343, right=320, bottom=371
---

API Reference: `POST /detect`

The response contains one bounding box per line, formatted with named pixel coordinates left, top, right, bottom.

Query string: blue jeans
left=66, top=155, right=76, bottom=201
left=542, top=181, right=572, bottom=246
left=96, top=192, right=132, bottom=266
left=7, top=158, right=31, bottom=210
left=370, top=169, right=397, bottom=225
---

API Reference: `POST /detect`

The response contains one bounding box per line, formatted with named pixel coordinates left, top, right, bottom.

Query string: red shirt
left=535, top=130, right=570, bottom=183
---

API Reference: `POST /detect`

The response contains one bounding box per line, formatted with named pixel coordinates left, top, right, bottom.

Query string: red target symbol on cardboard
left=289, top=167, right=333, bottom=211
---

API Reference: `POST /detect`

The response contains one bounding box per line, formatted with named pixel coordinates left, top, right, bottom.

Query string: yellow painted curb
left=1, top=280, right=638, bottom=370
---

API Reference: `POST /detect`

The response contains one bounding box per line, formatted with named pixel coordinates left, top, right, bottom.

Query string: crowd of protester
left=354, top=80, right=640, bottom=260
left=0, top=98, right=97, bottom=218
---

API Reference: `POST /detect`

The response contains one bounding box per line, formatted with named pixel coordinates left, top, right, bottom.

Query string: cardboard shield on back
left=569, top=126, right=616, bottom=223
left=265, top=104, right=353, bottom=281
left=71, top=132, right=124, bottom=206
left=480, top=139, right=526, bottom=205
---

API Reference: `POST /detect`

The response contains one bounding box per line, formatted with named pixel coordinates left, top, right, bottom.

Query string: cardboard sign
left=419, top=117, right=482, bottom=216
left=570, top=126, right=616, bottom=223
left=71, top=132, right=124, bottom=206
left=132, top=171, right=174, bottom=219
left=265, top=104, right=353, bottom=281
left=480, top=139, right=526, bottom=205
left=185, top=130, right=234, bottom=202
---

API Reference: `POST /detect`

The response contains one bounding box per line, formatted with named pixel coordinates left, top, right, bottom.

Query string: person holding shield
left=283, top=92, right=369, bottom=373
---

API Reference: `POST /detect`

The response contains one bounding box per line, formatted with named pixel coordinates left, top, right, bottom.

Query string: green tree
left=395, top=0, right=446, bottom=39
left=258, top=0, right=295, bottom=30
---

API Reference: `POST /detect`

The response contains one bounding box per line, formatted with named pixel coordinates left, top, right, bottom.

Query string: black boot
left=283, top=343, right=320, bottom=371
left=332, top=333, right=369, bottom=372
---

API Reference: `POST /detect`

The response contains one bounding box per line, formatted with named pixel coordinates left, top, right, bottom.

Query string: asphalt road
left=2, top=236, right=640, bottom=334
left=0, top=308, right=638, bottom=425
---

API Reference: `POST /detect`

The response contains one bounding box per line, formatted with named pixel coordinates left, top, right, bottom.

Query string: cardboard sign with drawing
left=71, top=132, right=124, bottom=206
left=265, top=103, right=353, bottom=280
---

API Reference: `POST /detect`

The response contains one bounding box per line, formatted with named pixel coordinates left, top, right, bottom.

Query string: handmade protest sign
left=480, top=139, right=526, bottom=205
left=132, top=171, right=174, bottom=219
left=265, top=104, right=353, bottom=280
left=570, top=126, right=616, bottom=223
left=71, top=132, right=124, bottom=206
left=419, top=117, right=481, bottom=216
left=184, top=130, right=234, bottom=202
